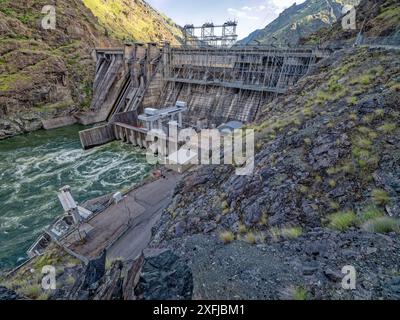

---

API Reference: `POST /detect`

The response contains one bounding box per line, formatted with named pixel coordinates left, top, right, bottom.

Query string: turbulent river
left=0, top=125, right=153, bottom=270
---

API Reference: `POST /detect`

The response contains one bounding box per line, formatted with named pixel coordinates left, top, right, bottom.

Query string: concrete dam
left=78, top=43, right=329, bottom=149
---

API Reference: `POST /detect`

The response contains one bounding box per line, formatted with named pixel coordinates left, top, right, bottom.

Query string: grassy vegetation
left=371, top=189, right=391, bottom=206
left=328, top=179, right=337, bottom=188
left=19, top=283, right=42, bottom=299
left=281, top=227, right=302, bottom=239
left=2, top=244, right=82, bottom=300
left=359, top=206, right=384, bottom=223
left=328, top=211, right=357, bottom=231
left=352, top=132, right=380, bottom=172
left=259, top=213, right=268, bottom=226
left=377, top=4, right=400, bottom=25
left=292, top=286, right=308, bottom=300
left=346, top=96, right=358, bottom=106
left=238, top=224, right=247, bottom=234
left=245, top=232, right=256, bottom=244
left=82, top=0, right=183, bottom=43
left=362, top=217, right=400, bottom=234
left=220, top=231, right=234, bottom=244
left=221, top=200, right=230, bottom=215
left=33, top=250, right=63, bottom=271
left=378, top=123, right=396, bottom=134
left=0, top=72, right=30, bottom=91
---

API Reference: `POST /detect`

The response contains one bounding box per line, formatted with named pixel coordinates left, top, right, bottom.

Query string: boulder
left=134, top=249, right=193, bottom=300
left=0, top=286, right=26, bottom=300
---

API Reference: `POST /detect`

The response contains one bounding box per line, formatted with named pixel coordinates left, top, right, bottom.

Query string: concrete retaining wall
left=42, top=116, right=77, bottom=130
left=79, top=124, right=115, bottom=149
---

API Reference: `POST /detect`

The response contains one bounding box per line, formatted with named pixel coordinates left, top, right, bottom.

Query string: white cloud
left=227, top=8, right=260, bottom=21
left=272, top=0, right=305, bottom=9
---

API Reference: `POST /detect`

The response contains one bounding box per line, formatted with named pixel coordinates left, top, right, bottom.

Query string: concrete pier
left=64, top=171, right=180, bottom=260
left=79, top=124, right=115, bottom=149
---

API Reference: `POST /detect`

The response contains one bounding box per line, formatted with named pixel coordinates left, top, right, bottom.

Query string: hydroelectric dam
left=75, top=42, right=331, bottom=150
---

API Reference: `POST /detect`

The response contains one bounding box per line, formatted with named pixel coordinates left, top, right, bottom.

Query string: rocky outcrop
left=0, top=1, right=115, bottom=138
left=0, top=0, right=182, bottom=139
left=304, top=0, right=400, bottom=44
left=0, top=286, right=26, bottom=300
left=134, top=249, right=193, bottom=300
left=68, top=250, right=107, bottom=300
left=151, top=231, right=400, bottom=300
left=60, top=249, right=193, bottom=300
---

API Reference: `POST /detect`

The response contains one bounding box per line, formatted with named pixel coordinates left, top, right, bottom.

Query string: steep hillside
left=149, top=1, right=400, bottom=300
left=82, top=0, right=183, bottom=43
left=239, top=0, right=359, bottom=46
left=151, top=46, right=400, bottom=300
left=304, top=0, right=400, bottom=44
left=0, top=0, right=182, bottom=139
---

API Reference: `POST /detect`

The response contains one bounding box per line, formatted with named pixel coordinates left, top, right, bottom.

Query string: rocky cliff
left=0, top=0, right=182, bottom=139
left=303, top=0, right=400, bottom=44
left=239, top=0, right=359, bottom=46
left=1, top=245, right=192, bottom=300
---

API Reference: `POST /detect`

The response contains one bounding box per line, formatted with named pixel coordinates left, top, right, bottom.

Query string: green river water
left=0, top=125, right=153, bottom=270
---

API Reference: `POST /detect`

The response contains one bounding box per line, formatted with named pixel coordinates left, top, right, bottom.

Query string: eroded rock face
left=0, top=1, right=117, bottom=138
left=56, top=249, right=193, bottom=300
left=150, top=230, right=400, bottom=300
left=0, top=286, right=26, bottom=300
left=68, top=250, right=107, bottom=300
left=134, top=249, right=193, bottom=300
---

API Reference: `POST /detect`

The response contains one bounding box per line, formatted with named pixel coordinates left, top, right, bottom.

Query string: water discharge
left=0, top=125, right=153, bottom=270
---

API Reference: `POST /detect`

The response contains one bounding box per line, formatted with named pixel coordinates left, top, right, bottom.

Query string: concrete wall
left=42, top=116, right=77, bottom=130
left=79, top=124, right=115, bottom=149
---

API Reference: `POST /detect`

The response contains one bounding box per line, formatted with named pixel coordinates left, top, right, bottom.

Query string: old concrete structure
left=78, top=42, right=329, bottom=150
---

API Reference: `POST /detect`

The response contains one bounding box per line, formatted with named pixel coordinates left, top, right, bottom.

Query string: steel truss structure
left=164, top=45, right=317, bottom=94
left=183, top=21, right=238, bottom=47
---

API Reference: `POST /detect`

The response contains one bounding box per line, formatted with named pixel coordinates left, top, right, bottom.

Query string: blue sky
left=147, top=0, right=306, bottom=40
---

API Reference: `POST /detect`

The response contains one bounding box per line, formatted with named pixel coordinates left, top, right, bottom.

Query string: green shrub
left=245, top=232, right=256, bottom=244
left=349, top=113, right=358, bottom=121
left=259, top=214, right=268, bottom=226
left=219, top=231, right=234, bottom=244
left=328, top=211, right=357, bottom=231
left=329, top=201, right=340, bottom=210
left=238, top=224, right=247, bottom=234
left=347, top=96, right=358, bottom=106
left=37, top=293, right=49, bottom=300
left=298, top=184, right=309, bottom=194
left=374, top=109, right=385, bottom=118
left=378, top=123, right=396, bottom=134
left=293, top=287, right=308, bottom=300
left=372, top=189, right=391, bottom=206
left=359, top=206, right=384, bottom=223
left=19, top=283, right=41, bottom=299
left=362, top=217, right=400, bottom=234
left=269, top=227, right=281, bottom=241
left=281, top=227, right=302, bottom=239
